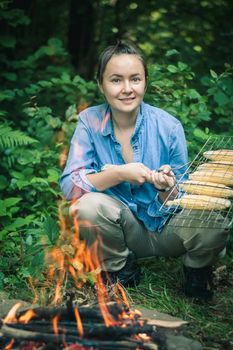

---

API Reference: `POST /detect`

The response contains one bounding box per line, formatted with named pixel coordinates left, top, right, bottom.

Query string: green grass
left=127, top=256, right=233, bottom=350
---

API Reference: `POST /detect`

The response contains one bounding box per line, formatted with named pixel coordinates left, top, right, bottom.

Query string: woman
left=60, top=42, right=229, bottom=301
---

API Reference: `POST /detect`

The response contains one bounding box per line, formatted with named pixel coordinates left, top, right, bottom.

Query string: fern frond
left=0, top=123, right=38, bottom=149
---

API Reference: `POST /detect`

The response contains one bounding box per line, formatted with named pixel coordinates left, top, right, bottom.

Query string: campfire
left=0, top=204, right=167, bottom=350
left=0, top=299, right=165, bottom=350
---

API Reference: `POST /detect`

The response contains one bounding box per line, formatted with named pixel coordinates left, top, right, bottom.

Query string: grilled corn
left=189, top=170, right=233, bottom=186
left=165, top=195, right=231, bottom=210
left=203, top=150, right=233, bottom=162
left=197, top=161, right=233, bottom=173
left=180, top=180, right=233, bottom=197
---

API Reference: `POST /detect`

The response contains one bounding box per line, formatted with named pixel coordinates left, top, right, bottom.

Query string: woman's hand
left=148, top=164, right=176, bottom=191
left=118, top=163, right=151, bottom=185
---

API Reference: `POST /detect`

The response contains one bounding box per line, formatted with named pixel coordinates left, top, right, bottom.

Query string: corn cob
left=197, top=161, right=233, bottom=173
left=165, top=195, right=231, bottom=210
left=203, top=150, right=233, bottom=162
left=180, top=180, right=233, bottom=198
left=189, top=170, right=233, bottom=186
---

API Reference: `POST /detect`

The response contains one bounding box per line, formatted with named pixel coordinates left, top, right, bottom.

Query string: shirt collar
left=100, top=104, right=112, bottom=136
left=100, top=102, right=145, bottom=137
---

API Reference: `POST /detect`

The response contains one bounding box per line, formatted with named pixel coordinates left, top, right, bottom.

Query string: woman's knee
left=182, top=226, right=229, bottom=254
left=200, top=226, right=229, bottom=250
left=173, top=210, right=230, bottom=251
left=69, top=192, right=121, bottom=225
left=69, top=193, right=102, bottom=221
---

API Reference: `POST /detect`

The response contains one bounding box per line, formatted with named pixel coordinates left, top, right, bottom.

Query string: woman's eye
left=111, top=78, right=121, bottom=83
left=132, top=77, right=141, bottom=82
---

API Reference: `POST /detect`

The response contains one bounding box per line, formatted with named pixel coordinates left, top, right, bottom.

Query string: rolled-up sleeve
left=60, top=116, right=98, bottom=200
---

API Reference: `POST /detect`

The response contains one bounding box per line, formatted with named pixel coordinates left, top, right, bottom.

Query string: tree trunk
left=68, top=0, right=96, bottom=79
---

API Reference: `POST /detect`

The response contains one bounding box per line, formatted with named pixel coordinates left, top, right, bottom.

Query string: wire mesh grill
left=161, top=136, right=233, bottom=229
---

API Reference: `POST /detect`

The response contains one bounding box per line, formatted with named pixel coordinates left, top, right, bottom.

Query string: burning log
left=1, top=323, right=158, bottom=349
left=0, top=302, right=161, bottom=350
left=4, top=321, right=154, bottom=339
left=16, top=302, right=126, bottom=323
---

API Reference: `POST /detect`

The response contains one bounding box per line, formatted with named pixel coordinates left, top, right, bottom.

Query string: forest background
left=0, top=0, right=233, bottom=307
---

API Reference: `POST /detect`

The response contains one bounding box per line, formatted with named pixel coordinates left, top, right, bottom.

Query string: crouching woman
left=60, top=42, right=230, bottom=301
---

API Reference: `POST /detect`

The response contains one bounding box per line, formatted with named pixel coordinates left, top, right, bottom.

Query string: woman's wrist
left=101, top=164, right=125, bottom=182
left=158, top=184, right=178, bottom=201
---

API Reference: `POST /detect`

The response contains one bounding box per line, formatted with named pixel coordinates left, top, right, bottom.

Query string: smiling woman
left=98, top=54, right=146, bottom=122
left=60, top=41, right=230, bottom=302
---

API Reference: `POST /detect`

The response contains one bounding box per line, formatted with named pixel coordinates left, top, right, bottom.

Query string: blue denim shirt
left=60, top=102, right=188, bottom=232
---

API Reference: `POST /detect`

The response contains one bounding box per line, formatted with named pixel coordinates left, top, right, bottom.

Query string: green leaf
left=214, top=91, right=229, bottom=106
left=0, top=123, right=38, bottom=148
left=165, top=49, right=179, bottom=57
left=61, top=72, right=71, bottom=83
left=30, top=177, right=49, bottom=185
left=65, top=104, right=78, bottom=121
left=193, top=128, right=209, bottom=140
left=47, top=169, right=60, bottom=182
left=30, top=252, right=45, bottom=276
left=4, top=217, right=32, bottom=231
left=178, top=62, right=188, bottom=71
left=10, top=171, right=25, bottom=179
left=4, top=197, right=22, bottom=208
left=167, top=65, right=178, bottom=73
left=187, top=89, right=201, bottom=99
left=18, top=267, right=31, bottom=278
left=43, top=217, right=60, bottom=245
left=0, top=90, right=15, bottom=101
left=9, top=206, right=20, bottom=215
left=1, top=72, right=17, bottom=81
left=0, top=200, right=7, bottom=216
left=38, top=80, right=53, bottom=88
left=15, top=179, right=30, bottom=189
left=25, top=235, right=33, bottom=246
left=0, top=175, right=8, bottom=190
left=0, top=36, right=16, bottom=48
left=210, top=69, right=218, bottom=79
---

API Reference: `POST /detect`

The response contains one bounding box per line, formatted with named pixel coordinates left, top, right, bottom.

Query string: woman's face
left=99, top=54, right=146, bottom=118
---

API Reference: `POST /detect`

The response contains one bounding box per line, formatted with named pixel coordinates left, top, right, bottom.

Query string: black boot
left=101, top=252, right=141, bottom=287
left=183, top=265, right=213, bottom=301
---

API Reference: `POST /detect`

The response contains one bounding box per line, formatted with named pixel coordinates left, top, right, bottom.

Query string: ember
left=0, top=302, right=162, bottom=350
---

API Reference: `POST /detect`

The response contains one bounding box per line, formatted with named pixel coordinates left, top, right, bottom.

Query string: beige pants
left=70, top=192, right=230, bottom=272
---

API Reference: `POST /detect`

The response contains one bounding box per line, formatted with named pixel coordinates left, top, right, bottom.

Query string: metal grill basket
left=161, top=136, right=233, bottom=230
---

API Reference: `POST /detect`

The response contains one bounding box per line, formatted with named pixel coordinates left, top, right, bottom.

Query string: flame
left=52, top=315, right=59, bottom=336
left=74, top=307, right=84, bottom=337
left=4, top=339, right=14, bottom=350
left=119, top=307, right=143, bottom=329
left=91, top=240, right=116, bottom=327
left=3, top=302, right=21, bottom=323
left=115, top=283, right=130, bottom=308
left=59, top=204, right=67, bottom=236
left=28, top=276, right=39, bottom=304
left=137, top=333, right=151, bottom=341
left=18, top=309, right=37, bottom=324
left=39, top=185, right=130, bottom=328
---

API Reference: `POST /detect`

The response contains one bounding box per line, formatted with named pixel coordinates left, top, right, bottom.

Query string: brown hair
left=96, top=41, right=148, bottom=84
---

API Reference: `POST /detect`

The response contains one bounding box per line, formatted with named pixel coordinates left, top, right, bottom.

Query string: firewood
left=8, top=321, right=154, bottom=338
left=1, top=324, right=157, bottom=349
